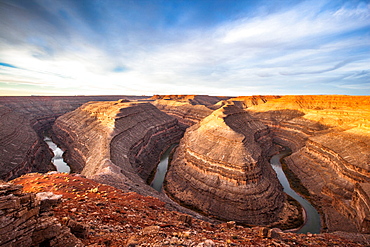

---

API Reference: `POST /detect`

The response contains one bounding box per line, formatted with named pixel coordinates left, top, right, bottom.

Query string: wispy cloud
left=0, top=0, right=369, bottom=96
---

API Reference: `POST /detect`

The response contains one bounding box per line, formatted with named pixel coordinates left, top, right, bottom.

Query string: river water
left=151, top=145, right=321, bottom=234
left=270, top=148, right=321, bottom=233
left=44, top=136, right=70, bottom=173
left=150, top=145, right=174, bottom=191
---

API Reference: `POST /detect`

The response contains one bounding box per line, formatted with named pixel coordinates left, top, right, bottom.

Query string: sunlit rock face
left=0, top=105, right=54, bottom=180
left=166, top=104, right=284, bottom=225
left=248, top=95, right=370, bottom=232
left=52, top=100, right=184, bottom=193
left=221, top=95, right=281, bottom=109
left=151, top=95, right=230, bottom=129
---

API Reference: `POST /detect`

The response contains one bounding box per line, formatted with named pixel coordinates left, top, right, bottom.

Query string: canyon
left=0, top=96, right=144, bottom=180
left=0, top=94, right=370, bottom=246
left=52, top=100, right=184, bottom=196
left=165, top=103, right=286, bottom=225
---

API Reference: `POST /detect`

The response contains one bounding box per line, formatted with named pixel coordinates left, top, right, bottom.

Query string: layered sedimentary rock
left=0, top=182, right=82, bottom=246
left=0, top=96, right=149, bottom=180
left=151, top=95, right=230, bottom=129
left=0, top=96, right=145, bottom=135
left=0, top=106, right=54, bottom=181
left=150, top=95, right=229, bottom=107
left=52, top=100, right=183, bottom=194
left=248, top=95, right=370, bottom=232
left=166, top=104, right=285, bottom=225
left=222, top=95, right=281, bottom=109
left=151, top=100, right=213, bottom=129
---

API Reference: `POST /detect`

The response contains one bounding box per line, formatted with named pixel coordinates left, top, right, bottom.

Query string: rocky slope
left=0, top=105, right=54, bottom=181
left=9, top=172, right=369, bottom=247
left=247, top=95, right=370, bottom=233
left=52, top=100, right=184, bottom=196
left=165, top=103, right=286, bottom=225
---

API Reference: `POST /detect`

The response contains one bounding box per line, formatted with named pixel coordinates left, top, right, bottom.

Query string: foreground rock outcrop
left=10, top=172, right=369, bottom=246
left=247, top=95, right=370, bottom=233
left=0, top=181, right=82, bottom=247
left=166, top=104, right=285, bottom=225
left=52, top=100, right=183, bottom=195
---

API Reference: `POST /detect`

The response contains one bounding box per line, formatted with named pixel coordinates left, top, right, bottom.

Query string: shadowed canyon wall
left=52, top=100, right=184, bottom=195
left=0, top=105, right=54, bottom=181
left=165, top=104, right=285, bottom=225
left=246, top=95, right=370, bottom=233
left=0, top=96, right=146, bottom=180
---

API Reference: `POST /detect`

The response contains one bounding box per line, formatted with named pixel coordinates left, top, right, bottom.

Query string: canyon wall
left=1, top=94, right=370, bottom=234
left=165, top=104, right=285, bottom=225
left=0, top=96, right=145, bottom=134
left=0, top=105, right=54, bottom=181
left=52, top=100, right=184, bottom=195
left=247, top=95, right=370, bottom=232
left=0, top=96, right=147, bottom=180
left=150, top=95, right=230, bottom=129
left=225, top=95, right=281, bottom=109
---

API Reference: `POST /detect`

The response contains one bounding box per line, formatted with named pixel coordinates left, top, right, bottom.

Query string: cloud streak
left=0, top=0, right=369, bottom=96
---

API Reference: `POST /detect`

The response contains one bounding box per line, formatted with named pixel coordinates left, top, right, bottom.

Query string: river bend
left=270, top=148, right=321, bottom=233
left=151, top=146, right=321, bottom=233
left=44, top=136, right=70, bottom=173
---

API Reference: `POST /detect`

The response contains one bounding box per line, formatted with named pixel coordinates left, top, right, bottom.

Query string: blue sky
left=0, top=0, right=369, bottom=96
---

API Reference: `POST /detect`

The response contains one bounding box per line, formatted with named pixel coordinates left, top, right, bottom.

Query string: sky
left=0, top=0, right=369, bottom=96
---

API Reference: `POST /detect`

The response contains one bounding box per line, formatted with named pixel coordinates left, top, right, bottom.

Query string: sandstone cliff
left=0, top=96, right=148, bottom=180
left=0, top=96, right=145, bottom=135
left=248, top=95, right=370, bottom=233
left=151, top=99, right=213, bottom=129
left=165, top=104, right=285, bottom=225
left=150, top=95, right=231, bottom=129
left=0, top=105, right=54, bottom=181
left=150, top=95, right=229, bottom=107
left=223, top=95, right=281, bottom=109
left=52, top=100, right=183, bottom=195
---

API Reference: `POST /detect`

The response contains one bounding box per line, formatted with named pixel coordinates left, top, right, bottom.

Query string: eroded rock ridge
left=166, top=104, right=285, bottom=225
left=52, top=100, right=183, bottom=195
left=247, top=95, right=370, bottom=232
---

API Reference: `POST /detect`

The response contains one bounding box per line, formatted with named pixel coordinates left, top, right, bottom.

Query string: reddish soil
left=11, top=172, right=364, bottom=246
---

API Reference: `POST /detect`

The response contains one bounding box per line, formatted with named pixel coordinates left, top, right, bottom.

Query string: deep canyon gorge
left=1, top=95, right=370, bottom=246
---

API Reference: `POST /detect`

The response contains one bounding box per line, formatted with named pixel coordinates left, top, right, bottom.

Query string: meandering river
left=150, top=145, right=175, bottom=191
left=44, top=136, right=70, bottom=173
left=270, top=148, right=321, bottom=234
left=151, top=145, right=321, bottom=234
